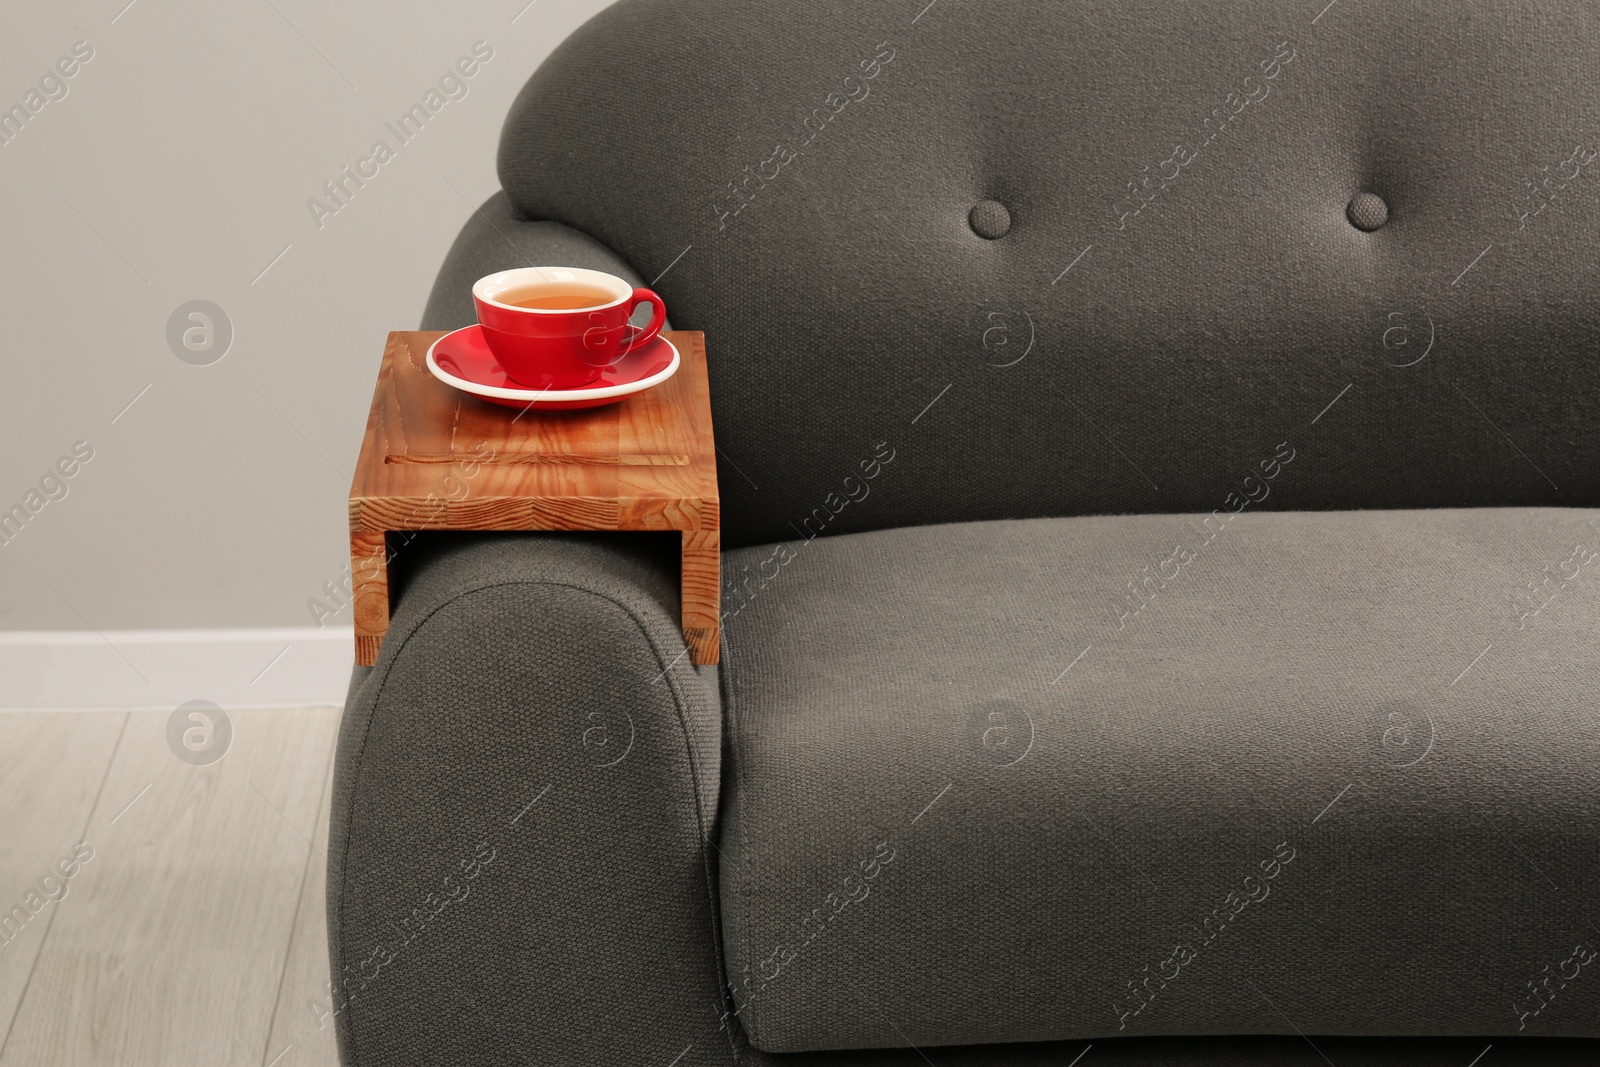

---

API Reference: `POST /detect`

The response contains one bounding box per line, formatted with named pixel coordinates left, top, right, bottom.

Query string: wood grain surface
left=348, top=330, right=720, bottom=668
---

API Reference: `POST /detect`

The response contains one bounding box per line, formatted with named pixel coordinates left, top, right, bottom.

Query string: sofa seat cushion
left=718, top=509, right=1600, bottom=1053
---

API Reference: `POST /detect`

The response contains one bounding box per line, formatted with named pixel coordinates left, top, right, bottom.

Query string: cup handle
left=623, top=288, right=667, bottom=352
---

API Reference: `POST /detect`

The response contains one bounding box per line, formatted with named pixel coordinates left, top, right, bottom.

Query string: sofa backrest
left=499, top=0, right=1600, bottom=548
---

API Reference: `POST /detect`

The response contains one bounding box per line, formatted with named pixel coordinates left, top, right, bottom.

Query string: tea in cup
left=471, top=267, right=667, bottom=389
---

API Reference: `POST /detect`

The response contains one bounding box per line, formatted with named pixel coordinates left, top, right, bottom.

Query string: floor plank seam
left=0, top=710, right=131, bottom=1062
left=257, top=737, right=339, bottom=1067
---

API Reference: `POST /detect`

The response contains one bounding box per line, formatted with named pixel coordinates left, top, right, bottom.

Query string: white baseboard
left=0, top=628, right=356, bottom=711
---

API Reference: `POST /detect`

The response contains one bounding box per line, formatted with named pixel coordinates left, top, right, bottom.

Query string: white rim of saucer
left=425, top=328, right=680, bottom=401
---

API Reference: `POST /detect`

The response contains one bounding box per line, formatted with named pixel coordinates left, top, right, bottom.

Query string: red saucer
left=425, top=325, right=680, bottom=411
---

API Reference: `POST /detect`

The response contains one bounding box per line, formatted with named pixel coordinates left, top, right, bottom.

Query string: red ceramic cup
left=471, top=267, right=668, bottom=390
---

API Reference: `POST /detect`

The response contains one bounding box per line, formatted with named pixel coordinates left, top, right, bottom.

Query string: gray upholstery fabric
left=776, top=1037, right=1594, bottom=1066
left=720, top=509, right=1600, bottom=1051
left=499, top=0, right=1600, bottom=548
left=327, top=533, right=730, bottom=1067
left=325, top=530, right=1598, bottom=1067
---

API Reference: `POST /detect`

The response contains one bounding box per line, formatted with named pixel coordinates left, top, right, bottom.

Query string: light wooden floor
left=0, top=708, right=343, bottom=1067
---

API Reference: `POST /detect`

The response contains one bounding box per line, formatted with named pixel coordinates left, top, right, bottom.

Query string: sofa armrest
left=326, top=532, right=732, bottom=1065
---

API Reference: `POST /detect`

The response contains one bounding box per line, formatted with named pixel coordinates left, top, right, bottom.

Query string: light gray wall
left=0, top=0, right=613, bottom=631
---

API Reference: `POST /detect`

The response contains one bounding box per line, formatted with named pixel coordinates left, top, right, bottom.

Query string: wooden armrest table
left=348, top=330, right=719, bottom=668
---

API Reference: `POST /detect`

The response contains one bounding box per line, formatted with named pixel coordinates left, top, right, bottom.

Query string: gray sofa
left=327, top=1, right=1600, bottom=1063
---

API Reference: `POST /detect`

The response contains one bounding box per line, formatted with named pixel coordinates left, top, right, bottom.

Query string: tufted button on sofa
left=968, top=200, right=1012, bottom=238
left=1346, top=191, right=1390, bottom=231
left=328, top=2, right=1600, bottom=1064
